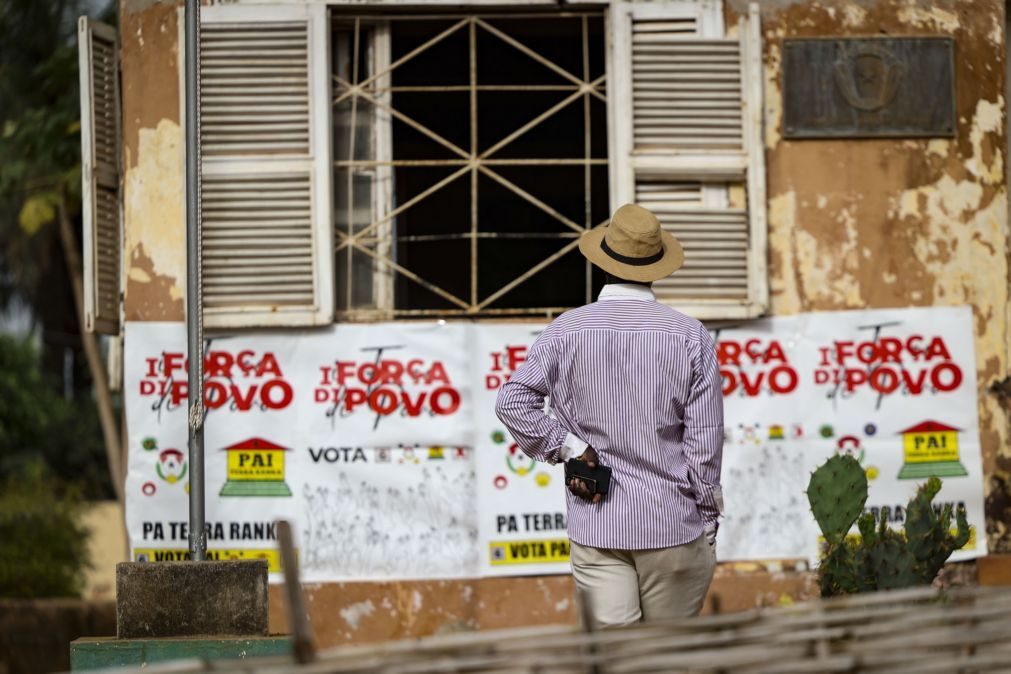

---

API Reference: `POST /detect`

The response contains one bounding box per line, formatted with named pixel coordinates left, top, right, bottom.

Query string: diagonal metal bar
left=338, top=77, right=472, bottom=160
left=475, top=18, right=607, bottom=103
left=333, top=18, right=469, bottom=106
left=350, top=240, right=471, bottom=311
left=475, top=239, right=581, bottom=311
left=338, top=164, right=472, bottom=250
left=479, top=75, right=605, bottom=159
left=478, top=165, right=584, bottom=234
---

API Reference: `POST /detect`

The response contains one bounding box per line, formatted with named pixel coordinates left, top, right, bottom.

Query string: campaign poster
left=124, top=306, right=988, bottom=581
left=714, top=305, right=986, bottom=563
left=123, top=322, right=475, bottom=580
left=472, top=325, right=570, bottom=576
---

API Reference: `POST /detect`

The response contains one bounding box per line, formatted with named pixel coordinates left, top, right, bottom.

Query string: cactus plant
left=807, top=455, right=868, bottom=544
left=867, top=533, right=919, bottom=590
left=904, top=476, right=971, bottom=582
left=806, top=458, right=971, bottom=597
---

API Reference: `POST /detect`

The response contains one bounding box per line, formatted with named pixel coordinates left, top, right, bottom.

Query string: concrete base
left=70, top=636, right=291, bottom=671
left=117, top=560, right=268, bottom=638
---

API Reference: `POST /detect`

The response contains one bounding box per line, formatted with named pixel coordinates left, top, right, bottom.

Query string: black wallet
left=564, top=459, right=612, bottom=495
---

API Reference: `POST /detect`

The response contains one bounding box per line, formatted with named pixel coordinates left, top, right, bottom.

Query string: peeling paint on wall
left=743, top=0, right=1010, bottom=550
left=339, top=599, right=375, bottom=630
left=121, top=0, right=183, bottom=321
left=124, top=119, right=185, bottom=320
left=895, top=5, right=959, bottom=33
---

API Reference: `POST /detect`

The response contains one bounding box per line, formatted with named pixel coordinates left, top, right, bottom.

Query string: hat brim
left=578, top=224, right=684, bottom=283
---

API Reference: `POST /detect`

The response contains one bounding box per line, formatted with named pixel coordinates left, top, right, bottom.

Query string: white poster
left=472, top=325, right=569, bottom=576
left=714, top=305, right=986, bottom=562
left=124, top=322, right=476, bottom=580
left=124, top=306, right=988, bottom=582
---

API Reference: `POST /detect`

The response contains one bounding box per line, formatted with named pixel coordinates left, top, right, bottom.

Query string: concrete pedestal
left=116, top=560, right=268, bottom=638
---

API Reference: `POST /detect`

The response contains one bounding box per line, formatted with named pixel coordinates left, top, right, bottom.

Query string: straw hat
left=578, top=204, right=684, bottom=283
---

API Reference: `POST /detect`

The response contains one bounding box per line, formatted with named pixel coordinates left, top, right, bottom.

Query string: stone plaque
left=783, top=37, right=955, bottom=138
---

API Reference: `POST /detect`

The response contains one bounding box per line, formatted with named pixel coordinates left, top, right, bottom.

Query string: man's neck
left=598, top=284, right=656, bottom=302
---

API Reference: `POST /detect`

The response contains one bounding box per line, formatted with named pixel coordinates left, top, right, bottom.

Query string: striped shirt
left=495, top=284, right=724, bottom=550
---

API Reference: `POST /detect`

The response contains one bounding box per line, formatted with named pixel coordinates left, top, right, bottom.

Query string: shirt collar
left=597, top=283, right=656, bottom=302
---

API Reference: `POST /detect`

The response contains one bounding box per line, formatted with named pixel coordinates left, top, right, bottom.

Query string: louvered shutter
left=78, top=18, right=122, bottom=335
left=608, top=1, right=767, bottom=320
left=196, top=5, right=333, bottom=327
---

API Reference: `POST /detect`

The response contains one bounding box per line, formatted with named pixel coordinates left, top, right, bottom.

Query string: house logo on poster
left=897, top=421, right=968, bottom=480
left=219, top=437, right=293, bottom=497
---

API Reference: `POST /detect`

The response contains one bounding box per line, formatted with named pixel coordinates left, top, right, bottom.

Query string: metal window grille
left=333, top=12, right=608, bottom=319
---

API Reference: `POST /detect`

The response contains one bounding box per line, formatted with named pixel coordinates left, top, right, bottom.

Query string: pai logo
left=897, top=420, right=968, bottom=480
left=219, top=437, right=292, bottom=497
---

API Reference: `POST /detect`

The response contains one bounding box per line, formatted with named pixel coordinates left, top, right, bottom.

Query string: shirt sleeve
left=560, top=433, right=588, bottom=462
left=495, top=335, right=570, bottom=464
left=683, top=324, right=725, bottom=529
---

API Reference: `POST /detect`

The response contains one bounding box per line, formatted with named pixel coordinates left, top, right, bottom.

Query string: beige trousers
left=569, top=535, right=716, bottom=627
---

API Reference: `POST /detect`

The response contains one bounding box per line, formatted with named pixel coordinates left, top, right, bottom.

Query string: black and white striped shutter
left=196, top=4, right=333, bottom=327
left=608, top=1, right=767, bottom=319
left=78, top=18, right=122, bottom=335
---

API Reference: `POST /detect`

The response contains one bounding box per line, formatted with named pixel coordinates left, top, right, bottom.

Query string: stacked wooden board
left=106, top=586, right=1011, bottom=673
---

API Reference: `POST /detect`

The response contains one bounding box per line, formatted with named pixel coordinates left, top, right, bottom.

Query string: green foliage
left=0, top=0, right=117, bottom=500
left=0, top=460, right=91, bottom=598
left=0, top=334, right=110, bottom=498
left=867, top=533, right=919, bottom=590
left=904, top=477, right=971, bottom=582
left=806, top=454, right=868, bottom=543
left=0, top=7, right=86, bottom=308
left=807, top=458, right=971, bottom=597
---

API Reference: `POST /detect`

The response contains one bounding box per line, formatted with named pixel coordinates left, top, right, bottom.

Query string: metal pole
left=184, top=0, right=206, bottom=561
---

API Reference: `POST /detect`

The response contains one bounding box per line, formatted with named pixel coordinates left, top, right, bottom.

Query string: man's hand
left=704, top=522, right=718, bottom=546
left=568, top=447, right=603, bottom=504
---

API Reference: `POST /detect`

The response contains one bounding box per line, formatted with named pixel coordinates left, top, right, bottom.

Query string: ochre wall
left=121, top=0, right=185, bottom=321
left=119, top=0, right=1008, bottom=645
left=727, top=0, right=1011, bottom=549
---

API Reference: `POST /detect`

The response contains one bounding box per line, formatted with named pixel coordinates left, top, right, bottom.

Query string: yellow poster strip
left=489, top=538, right=570, bottom=566
left=133, top=548, right=284, bottom=572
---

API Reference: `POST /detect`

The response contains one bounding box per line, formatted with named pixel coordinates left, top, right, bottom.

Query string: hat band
left=600, top=238, right=664, bottom=266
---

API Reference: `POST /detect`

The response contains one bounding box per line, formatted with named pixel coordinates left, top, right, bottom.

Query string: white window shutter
left=78, top=17, right=122, bottom=335
left=195, top=5, right=333, bottom=328
left=607, top=1, right=767, bottom=320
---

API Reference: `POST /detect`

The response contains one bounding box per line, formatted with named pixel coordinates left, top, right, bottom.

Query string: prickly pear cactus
left=867, top=532, right=919, bottom=590
left=819, top=540, right=865, bottom=596
left=809, top=458, right=970, bottom=597
left=807, top=454, right=868, bottom=544
left=857, top=513, right=877, bottom=546
left=904, top=477, right=971, bottom=583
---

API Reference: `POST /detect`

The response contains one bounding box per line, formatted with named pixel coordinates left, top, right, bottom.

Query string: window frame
left=170, top=0, right=766, bottom=327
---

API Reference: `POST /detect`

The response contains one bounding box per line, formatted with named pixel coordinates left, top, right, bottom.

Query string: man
left=495, top=203, right=724, bottom=627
